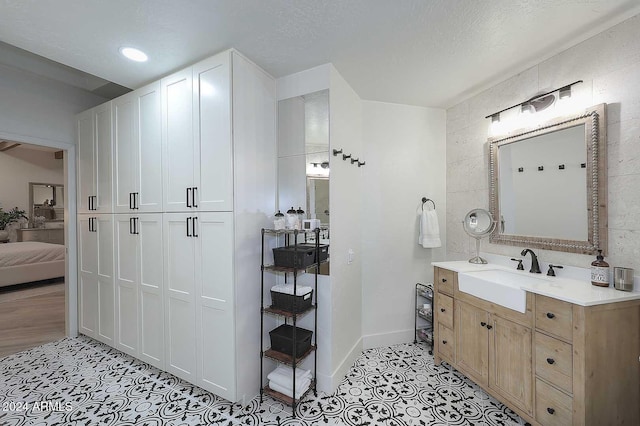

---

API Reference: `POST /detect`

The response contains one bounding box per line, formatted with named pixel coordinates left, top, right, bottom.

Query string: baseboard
left=316, top=335, right=363, bottom=394
left=362, top=329, right=414, bottom=350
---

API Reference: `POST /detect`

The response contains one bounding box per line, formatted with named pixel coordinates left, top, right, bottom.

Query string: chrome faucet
left=521, top=248, right=541, bottom=274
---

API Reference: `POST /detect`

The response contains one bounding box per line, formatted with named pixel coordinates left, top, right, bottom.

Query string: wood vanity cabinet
left=433, top=266, right=640, bottom=426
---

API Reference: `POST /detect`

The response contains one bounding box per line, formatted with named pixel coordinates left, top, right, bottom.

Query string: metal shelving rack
left=260, top=228, right=323, bottom=416
left=414, top=282, right=434, bottom=354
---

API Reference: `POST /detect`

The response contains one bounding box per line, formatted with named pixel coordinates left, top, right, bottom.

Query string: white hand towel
left=271, top=284, right=313, bottom=296
left=418, top=207, right=441, bottom=248
left=267, top=365, right=311, bottom=390
left=269, top=378, right=311, bottom=399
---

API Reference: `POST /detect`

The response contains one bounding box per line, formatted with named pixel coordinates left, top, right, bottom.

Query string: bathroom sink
left=457, top=270, right=545, bottom=313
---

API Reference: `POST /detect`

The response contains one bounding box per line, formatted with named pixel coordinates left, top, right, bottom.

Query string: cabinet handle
left=134, top=192, right=139, bottom=210
left=193, top=217, right=198, bottom=237
left=546, top=358, right=555, bottom=365
left=134, top=217, right=139, bottom=235
left=186, top=217, right=192, bottom=237
left=192, top=187, right=198, bottom=208
left=546, top=312, right=555, bottom=319
left=186, top=188, right=192, bottom=208
left=547, top=407, right=555, bottom=415
left=441, top=278, right=447, bottom=283
left=480, top=322, right=487, bottom=327
left=129, top=193, right=134, bottom=210
left=129, top=217, right=134, bottom=234
left=440, top=308, right=446, bottom=312
left=486, top=325, right=493, bottom=330
left=91, top=196, right=97, bottom=211
left=88, top=196, right=92, bottom=211
left=442, top=340, right=447, bottom=345
left=88, top=218, right=92, bottom=232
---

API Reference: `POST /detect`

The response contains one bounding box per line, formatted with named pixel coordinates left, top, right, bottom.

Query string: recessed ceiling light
left=119, top=47, right=148, bottom=62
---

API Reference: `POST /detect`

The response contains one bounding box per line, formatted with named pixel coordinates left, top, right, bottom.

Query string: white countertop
left=432, top=261, right=640, bottom=307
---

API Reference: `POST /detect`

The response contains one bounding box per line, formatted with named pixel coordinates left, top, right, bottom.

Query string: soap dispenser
left=591, top=249, right=610, bottom=287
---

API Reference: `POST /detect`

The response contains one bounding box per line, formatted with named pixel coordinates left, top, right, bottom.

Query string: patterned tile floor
left=0, top=336, right=525, bottom=425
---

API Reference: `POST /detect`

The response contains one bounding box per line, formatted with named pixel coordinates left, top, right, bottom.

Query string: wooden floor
left=0, top=279, right=65, bottom=357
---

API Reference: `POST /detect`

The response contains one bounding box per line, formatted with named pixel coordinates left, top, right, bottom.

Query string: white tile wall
left=446, top=13, right=640, bottom=273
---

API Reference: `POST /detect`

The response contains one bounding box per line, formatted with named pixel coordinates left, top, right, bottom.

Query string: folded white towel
left=269, top=378, right=311, bottom=399
left=267, top=365, right=312, bottom=390
left=271, top=284, right=313, bottom=296
left=418, top=206, right=441, bottom=248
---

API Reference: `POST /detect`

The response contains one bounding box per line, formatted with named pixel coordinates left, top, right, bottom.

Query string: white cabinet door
left=163, top=213, right=197, bottom=381
left=114, top=214, right=138, bottom=355
left=77, top=110, right=95, bottom=214
left=113, top=83, right=162, bottom=214
left=96, top=214, right=115, bottom=345
left=78, top=214, right=97, bottom=336
left=137, top=83, right=163, bottom=213
left=162, top=70, right=195, bottom=212
left=95, top=103, right=113, bottom=212
left=195, top=212, right=235, bottom=399
left=113, top=94, right=137, bottom=213
left=193, top=53, right=233, bottom=212
left=138, top=213, right=164, bottom=368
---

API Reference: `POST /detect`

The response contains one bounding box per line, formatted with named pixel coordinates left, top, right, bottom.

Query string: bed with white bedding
left=0, top=242, right=65, bottom=287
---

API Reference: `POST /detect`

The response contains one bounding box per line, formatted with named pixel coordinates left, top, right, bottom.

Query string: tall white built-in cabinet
left=76, top=50, right=276, bottom=403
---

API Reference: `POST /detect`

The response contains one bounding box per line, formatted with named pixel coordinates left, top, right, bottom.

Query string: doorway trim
left=0, top=129, right=77, bottom=337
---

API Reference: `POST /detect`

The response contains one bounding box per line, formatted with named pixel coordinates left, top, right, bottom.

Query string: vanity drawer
left=535, top=332, right=573, bottom=394
left=535, top=295, right=573, bottom=342
left=436, top=293, right=454, bottom=329
left=435, top=267, right=455, bottom=296
left=437, top=324, right=455, bottom=363
left=535, top=379, right=572, bottom=426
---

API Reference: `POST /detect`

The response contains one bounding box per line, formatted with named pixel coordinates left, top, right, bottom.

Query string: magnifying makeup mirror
left=463, top=208, right=496, bottom=264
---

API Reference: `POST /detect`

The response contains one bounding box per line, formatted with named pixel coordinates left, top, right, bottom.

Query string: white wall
left=327, top=65, right=364, bottom=390
left=446, top=14, right=640, bottom=272
left=0, top=146, right=64, bottom=215
left=361, top=101, right=446, bottom=349
left=0, top=62, right=107, bottom=145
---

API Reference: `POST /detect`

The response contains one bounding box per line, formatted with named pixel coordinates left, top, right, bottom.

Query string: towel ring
left=422, top=197, right=436, bottom=211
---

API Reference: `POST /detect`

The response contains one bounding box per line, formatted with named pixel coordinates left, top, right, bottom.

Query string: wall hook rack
left=421, top=197, right=436, bottom=210
left=342, top=154, right=351, bottom=161
left=332, top=149, right=343, bottom=156
left=350, top=157, right=359, bottom=164
left=358, top=161, right=365, bottom=167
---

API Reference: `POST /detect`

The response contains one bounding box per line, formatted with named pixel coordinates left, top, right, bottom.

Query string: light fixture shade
left=530, top=94, right=555, bottom=112
left=521, top=103, right=533, bottom=114
left=491, top=113, right=500, bottom=123
left=559, top=86, right=572, bottom=99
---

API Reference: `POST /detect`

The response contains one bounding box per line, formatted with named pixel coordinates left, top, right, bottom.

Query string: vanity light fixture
left=485, top=80, right=583, bottom=120
left=120, top=47, right=148, bottom=62
left=521, top=103, right=534, bottom=114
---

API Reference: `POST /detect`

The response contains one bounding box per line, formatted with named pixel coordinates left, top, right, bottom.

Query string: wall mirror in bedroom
left=30, top=182, right=64, bottom=223
left=277, top=89, right=329, bottom=274
left=489, top=103, right=607, bottom=255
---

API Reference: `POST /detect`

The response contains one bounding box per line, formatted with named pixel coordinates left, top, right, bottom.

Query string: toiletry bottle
left=591, top=249, right=610, bottom=287
left=296, top=207, right=306, bottom=228
left=273, top=211, right=285, bottom=230
left=285, top=207, right=298, bottom=230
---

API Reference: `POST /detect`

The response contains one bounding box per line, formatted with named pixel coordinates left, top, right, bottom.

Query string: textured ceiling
left=0, top=0, right=639, bottom=108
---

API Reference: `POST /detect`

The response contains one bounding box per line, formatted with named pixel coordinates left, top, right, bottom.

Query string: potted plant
left=0, top=207, right=28, bottom=240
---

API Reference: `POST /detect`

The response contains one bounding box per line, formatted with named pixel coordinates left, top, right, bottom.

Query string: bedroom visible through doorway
left=0, top=141, right=67, bottom=356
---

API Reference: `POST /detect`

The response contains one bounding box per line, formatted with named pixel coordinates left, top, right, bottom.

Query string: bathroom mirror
left=463, top=208, right=496, bottom=264
left=29, top=182, right=64, bottom=223
left=489, top=104, right=607, bottom=255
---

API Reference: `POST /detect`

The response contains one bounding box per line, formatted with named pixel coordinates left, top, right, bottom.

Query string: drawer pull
left=546, top=358, right=555, bottom=365
left=546, top=312, right=555, bottom=319
left=442, top=340, right=447, bottom=345
left=440, top=308, right=446, bottom=312
left=547, top=407, right=555, bottom=415
left=480, top=322, right=487, bottom=327
left=486, top=325, right=493, bottom=330
left=441, top=278, right=447, bottom=283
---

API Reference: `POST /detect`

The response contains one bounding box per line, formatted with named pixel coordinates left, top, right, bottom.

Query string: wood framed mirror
left=488, top=103, right=607, bottom=255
